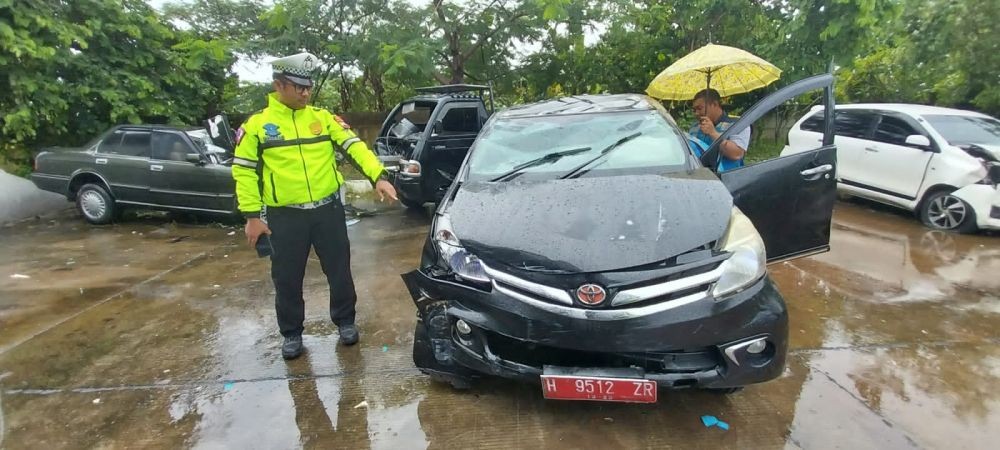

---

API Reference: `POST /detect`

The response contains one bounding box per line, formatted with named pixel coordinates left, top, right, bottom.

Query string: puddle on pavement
left=0, top=198, right=998, bottom=449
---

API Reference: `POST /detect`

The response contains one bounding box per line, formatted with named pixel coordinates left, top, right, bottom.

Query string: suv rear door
left=792, top=109, right=876, bottom=184
left=422, top=101, right=487, bottom=202
left=703, top=74, right=838, bottom=262
left=851, top=112, right=935, bottom=201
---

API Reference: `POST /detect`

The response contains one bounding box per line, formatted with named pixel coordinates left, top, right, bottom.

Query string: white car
left=781, top=103, right=1000, bottom=232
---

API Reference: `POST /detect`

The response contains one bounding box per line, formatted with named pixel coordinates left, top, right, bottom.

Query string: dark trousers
left=267, top=199, right=357, bottom=337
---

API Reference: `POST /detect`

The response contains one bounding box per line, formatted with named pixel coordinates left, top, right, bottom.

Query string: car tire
left=919, top=190, right=978, bottom=234
left=76, top=183, right=117, bottom=225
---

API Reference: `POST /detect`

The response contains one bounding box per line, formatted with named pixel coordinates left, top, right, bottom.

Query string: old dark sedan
left=31, top=117, right=238, bottom=224
left=402, top=75, right=838, bottom=402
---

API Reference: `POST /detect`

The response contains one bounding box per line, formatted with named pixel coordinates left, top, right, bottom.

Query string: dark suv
left=401, top=75, right=839, bottom=402
left=375, top=85, right=492, bottom=209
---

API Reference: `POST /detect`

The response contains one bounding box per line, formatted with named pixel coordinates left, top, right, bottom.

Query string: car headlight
left=712, top=207, right=767, bottom=298
left=433, top=214, right=489, bottom=283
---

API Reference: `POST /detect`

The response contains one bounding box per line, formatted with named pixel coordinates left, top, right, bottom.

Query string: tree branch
left=433, top=72, right=450, bottom=84
left=461, top=10, right=529, bottom=61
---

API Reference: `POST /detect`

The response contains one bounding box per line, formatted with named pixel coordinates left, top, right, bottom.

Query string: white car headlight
left=433, top=215, right=489, bottom=283
left=712, top=207, right=767, bottom=298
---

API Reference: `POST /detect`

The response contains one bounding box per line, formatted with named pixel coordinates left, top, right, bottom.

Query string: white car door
left=830, top=110, right=879, bottom=183
left=852, top=113, right=934, bottom=201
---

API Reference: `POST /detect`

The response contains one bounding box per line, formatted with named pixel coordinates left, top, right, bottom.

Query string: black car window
left=873, top=115, right=922, bottom=146
left=438, top=105, right=481, bottom=134
left=98, top=130, right=126, bottom=154
left=834, top=111, right=875, bottom=138
left=800, top=112, right=824, bottom=132
left=103, top=130, right=150, bottom=157
left=800, top=110, right=874, bottom=138
left=152, top=132, right=193, bottom=161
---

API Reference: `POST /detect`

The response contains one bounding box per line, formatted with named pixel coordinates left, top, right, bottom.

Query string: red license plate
left=540, top=375, right=658, bottom=403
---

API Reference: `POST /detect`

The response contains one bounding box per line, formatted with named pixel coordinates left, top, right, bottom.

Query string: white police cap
left=271, top=52, right=320, bottom=87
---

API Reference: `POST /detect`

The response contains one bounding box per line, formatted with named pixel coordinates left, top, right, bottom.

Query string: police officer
left=689, top=88, right=750, bottom=172
left=232, top=52, right=398, bottom=359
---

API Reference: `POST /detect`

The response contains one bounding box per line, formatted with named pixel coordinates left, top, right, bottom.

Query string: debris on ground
left=382, top=345, right=388, bottom=352
left=354, top=401, right=368, bottom=409
left=92, top=398, right=101, bottom=405
left=224, top=382, right=234, bottom=391
left=346, top=218, right=360, bottom=227
left=701, top=415, right=729, bottom=430
left=168, top=236, right=190, bottom=243
left=227, top=231, right=236, bottom=236
left=9, top=274, right=30, bottom=279
left=603, top=417, right=614, bottom=423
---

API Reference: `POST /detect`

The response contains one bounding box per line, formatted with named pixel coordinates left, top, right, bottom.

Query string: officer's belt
left=283, top=192, right=340, bottom=210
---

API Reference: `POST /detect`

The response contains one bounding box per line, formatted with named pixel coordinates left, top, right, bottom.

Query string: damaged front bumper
left=401, top=268, right=788, bottom=390
left=953, top=183, right=1000, bottom=231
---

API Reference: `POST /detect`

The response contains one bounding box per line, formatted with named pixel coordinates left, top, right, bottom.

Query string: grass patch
left=746, top=138, right=784, bottom=164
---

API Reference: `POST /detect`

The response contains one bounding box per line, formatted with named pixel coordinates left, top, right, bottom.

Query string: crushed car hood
left=957, top=143, right=1000, bottom=162
left=446, top=170, right=733, bottom=273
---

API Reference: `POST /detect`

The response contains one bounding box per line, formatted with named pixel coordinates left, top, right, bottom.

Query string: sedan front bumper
left=402, top=269, right=788, bottom=390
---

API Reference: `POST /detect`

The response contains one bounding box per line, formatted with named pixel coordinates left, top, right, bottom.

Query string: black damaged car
left=402, top=75, right=838, bottom=402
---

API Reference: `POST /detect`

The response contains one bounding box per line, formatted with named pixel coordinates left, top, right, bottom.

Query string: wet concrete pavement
left=0, top=199, right=998, bottom=449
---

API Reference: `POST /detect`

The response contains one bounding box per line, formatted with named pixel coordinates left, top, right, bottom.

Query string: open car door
left=702, top=74, right=838, bottom=263
left=204, top=114, right=236, bottom=153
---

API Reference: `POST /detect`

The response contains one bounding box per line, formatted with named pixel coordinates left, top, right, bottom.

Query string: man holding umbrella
left=646, top=43, right=781, bottom=172
left=690, top=88, right=750, bottom=172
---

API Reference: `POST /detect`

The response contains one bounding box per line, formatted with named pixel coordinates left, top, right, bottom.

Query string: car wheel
left=76, top=183, right=116, bottom=225
left=920, top=190, right=978, bottom=233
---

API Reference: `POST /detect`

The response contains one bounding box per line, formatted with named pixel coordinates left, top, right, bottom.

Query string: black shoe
left=282, top=335, right=304, bottom=359
left=339, top=324, right=359, bottom=346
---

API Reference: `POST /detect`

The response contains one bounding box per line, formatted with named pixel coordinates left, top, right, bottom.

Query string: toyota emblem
left=576, top=284, right=607, bottom=306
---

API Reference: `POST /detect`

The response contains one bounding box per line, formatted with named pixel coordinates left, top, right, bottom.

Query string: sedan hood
left=446, top=170, right=733, bottom=273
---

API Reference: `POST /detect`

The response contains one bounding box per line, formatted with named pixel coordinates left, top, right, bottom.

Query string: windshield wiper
left=489, top=146, right=592, bottom=182
left=559, top=132, right=642, bottom=179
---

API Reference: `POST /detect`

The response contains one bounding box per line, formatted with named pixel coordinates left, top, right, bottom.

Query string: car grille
left=482, top=257, right=724, bottom=310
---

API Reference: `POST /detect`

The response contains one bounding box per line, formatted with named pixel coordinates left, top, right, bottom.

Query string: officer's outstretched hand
left=245, top=218, right=272, bottom=247
left=375, top=179, right=398, bottom=203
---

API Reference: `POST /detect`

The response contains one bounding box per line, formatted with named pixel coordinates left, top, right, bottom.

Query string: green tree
left=429, top=0, right=542, bottom=84
left=1, top=0, right=234, bottom=174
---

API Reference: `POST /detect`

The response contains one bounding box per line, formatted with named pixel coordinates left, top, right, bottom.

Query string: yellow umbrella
left=646, top=43, right=781, bottom=100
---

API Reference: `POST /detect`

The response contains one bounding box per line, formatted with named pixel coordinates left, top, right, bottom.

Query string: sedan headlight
left=433, top=215, right=489, bottom=283
left=712, top=207, right=767, bottom=298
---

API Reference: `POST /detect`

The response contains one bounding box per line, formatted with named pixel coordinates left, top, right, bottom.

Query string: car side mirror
left=186, top=153, right=205, bottom=165
left=905, top=134, right=932, bottom=149
left=432, top=121, right=443, bottom=135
